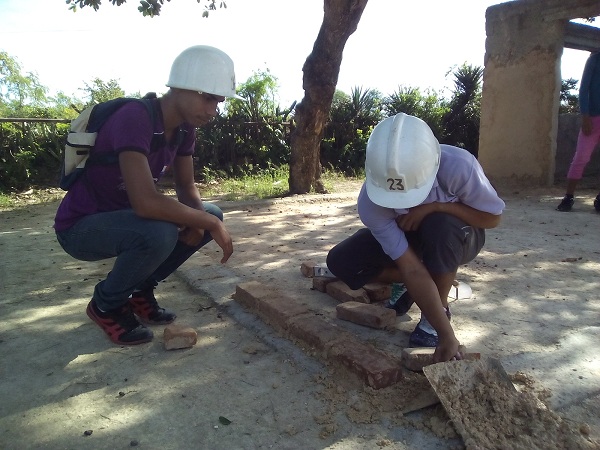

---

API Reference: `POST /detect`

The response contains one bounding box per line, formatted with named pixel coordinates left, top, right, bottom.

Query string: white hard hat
left=166, top=45, right=245, bottom=100
left=365, top=113, right=440, bottom=209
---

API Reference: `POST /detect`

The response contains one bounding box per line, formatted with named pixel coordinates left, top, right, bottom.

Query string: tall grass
left=199, top=165, right=363, bottom=201
left=201, top=165, right=290, bottom=201
left=0, top=167, right=363, bottom=210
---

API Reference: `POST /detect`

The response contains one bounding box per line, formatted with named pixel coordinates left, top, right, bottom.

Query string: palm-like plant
left=441, top=64, right=483, bottom=157
left=384, top=86, right=448, bottom=140
left=321, top=86, right=383, bottom=174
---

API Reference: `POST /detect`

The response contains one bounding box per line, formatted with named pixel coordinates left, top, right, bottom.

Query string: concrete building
left=479, top=0, right=600, bottom=186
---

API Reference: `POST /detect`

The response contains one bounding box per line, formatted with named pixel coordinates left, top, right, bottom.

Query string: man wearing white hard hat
left=55, top=45, right=244, bottom=346
left=327, top=113, right=505, bottom=362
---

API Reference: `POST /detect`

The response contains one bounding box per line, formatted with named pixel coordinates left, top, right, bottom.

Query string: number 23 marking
left=387, top=178, right=405, bottom=191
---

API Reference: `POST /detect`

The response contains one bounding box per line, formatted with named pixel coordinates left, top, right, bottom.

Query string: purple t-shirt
left=54, top=100, right=195, bottom=231
left=358, top=144, right=506, bottom=260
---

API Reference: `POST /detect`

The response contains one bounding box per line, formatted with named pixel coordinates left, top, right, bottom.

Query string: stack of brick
left=233, top=280, right=403, bottom=389
left=232, top=262, right=480, bottom=388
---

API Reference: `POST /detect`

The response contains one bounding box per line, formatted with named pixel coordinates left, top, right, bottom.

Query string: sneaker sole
left=86, top=303, right=153, bottom=345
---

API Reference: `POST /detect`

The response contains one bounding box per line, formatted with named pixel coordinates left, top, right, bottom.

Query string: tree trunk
left=288, top=0, right=368, bottom=194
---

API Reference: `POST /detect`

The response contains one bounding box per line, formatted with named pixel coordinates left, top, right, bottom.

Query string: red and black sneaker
left=86, top=299, right=153, bottom=345
left=129, top=289, right=176, bottom=325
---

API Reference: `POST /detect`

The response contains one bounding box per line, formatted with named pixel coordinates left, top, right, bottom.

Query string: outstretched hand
left=210, top=221, right=233, bottom=263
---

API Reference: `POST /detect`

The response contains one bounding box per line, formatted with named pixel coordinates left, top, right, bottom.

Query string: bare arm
left=171, top=155, right=209, bottom=246
left=119, top=151, right=233, bottom=262
left=172, top=154, right=204, bottom=210
left=394, top=248, right=460, bottom=362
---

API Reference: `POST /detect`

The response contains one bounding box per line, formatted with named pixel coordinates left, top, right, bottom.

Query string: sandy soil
left=1, top=181, right=600, bottom=449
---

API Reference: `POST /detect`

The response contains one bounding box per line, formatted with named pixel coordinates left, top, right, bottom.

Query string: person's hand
left=395, top=203, right=434, bottom=231
left=178, top=227, right=205, bottom=246
left=433, top=334, right=462, bottom=363
left=209, top=221, right=234, bottom=264
left=582, top=115, right=593, bottom=136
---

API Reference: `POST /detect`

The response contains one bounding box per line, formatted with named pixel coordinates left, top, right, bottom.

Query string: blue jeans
left=55, top=203, right=223, bottom=311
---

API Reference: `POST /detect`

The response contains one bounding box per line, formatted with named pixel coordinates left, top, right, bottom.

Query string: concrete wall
left=478, top=0, right=600, bottom=187
left=479, top=1, right=564, bottom=185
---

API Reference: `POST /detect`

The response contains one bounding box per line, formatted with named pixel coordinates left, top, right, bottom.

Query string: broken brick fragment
left=164, top=325, right=197, bottom=350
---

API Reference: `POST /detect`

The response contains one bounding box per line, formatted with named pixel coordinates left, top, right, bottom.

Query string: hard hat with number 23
left=365, top=113, right=441, bottom=209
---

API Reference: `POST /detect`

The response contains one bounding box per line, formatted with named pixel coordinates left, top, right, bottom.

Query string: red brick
left=256, top=295, right=311, bottom=332
left=163, top=325, right=197, bottom=350
left=312, top=276, right=338, bottom=293
left=300, top=261, right=317, bottom=278
left=363, top=283, right=391, bottom=303
left=326, top=281, right=370, bottom=303
left=287, top=315, right=352, bottom=353
left=234, top=279, right=404, bottom=390
left=233, top=280, right=275, bottom=311
left=401, top=346, right=481, bottom=372
left=329, top=340, right=403, bottom=389
left=336, top=301, right=396, bottom=329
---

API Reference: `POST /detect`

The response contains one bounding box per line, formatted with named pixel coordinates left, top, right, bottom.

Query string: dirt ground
left=1, top=181, right=600, bottom=449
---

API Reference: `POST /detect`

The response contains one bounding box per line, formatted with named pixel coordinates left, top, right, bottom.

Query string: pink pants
left=567, top=115, right=600, bottom=180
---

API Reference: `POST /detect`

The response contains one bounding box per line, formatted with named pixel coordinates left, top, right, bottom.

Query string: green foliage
left=0, top=51, right=142, bottom=192
left=0, top=193, right=11, bottom=208
left=195, top=116, right=291, bottom=179
left=441, top=63, right=483, bottom=156
left=560, top=78, right=579, bottom=114
left=383, top=86, right=449, bottom=140
left=65, top=0, right=227, bottom=18
left=322, top=86, right=383, bottom=174
left=80, top=78, right=127, bottom=110
left=0, top=51, right=49, bottom=117
left=50, top=92, right=81, bottom=120
left=0, top=53, right=78, bottom=191
left=0, top=121, right=66, bottom=191
left=1, top=45, right=588, bottom=195
left=228, top=69, right=280, bottom=121
left=194, top=69, right=291, bottom=178
left=197, top=165, right=361, bottom=202
left=200, top=164, right=289, bottom=201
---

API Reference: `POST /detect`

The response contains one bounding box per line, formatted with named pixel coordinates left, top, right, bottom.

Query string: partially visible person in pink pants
left=557, top=52, right=600, bottom=212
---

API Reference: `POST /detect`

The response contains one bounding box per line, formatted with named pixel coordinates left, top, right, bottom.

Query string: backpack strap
left=141, top=93, right=166, bottom=153
left=86, top=93, right=161, bottom=165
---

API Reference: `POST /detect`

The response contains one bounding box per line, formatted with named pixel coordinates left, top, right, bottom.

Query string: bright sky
left=0, top=0, right=596, bottom=107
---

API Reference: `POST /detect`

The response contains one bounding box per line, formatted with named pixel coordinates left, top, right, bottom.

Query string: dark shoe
left=408, top=321, right=439, bottom=348
left=385, top=283, right=414, bottom=316
left=408, top=308, right=452, bottom=348
left=129, top=289, right=176, bottom=325
left=86, top=299, right=153, bottom=345
left=556, top=195, right=574, bottom=212
left=594, top=194, right=600, bottom=213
